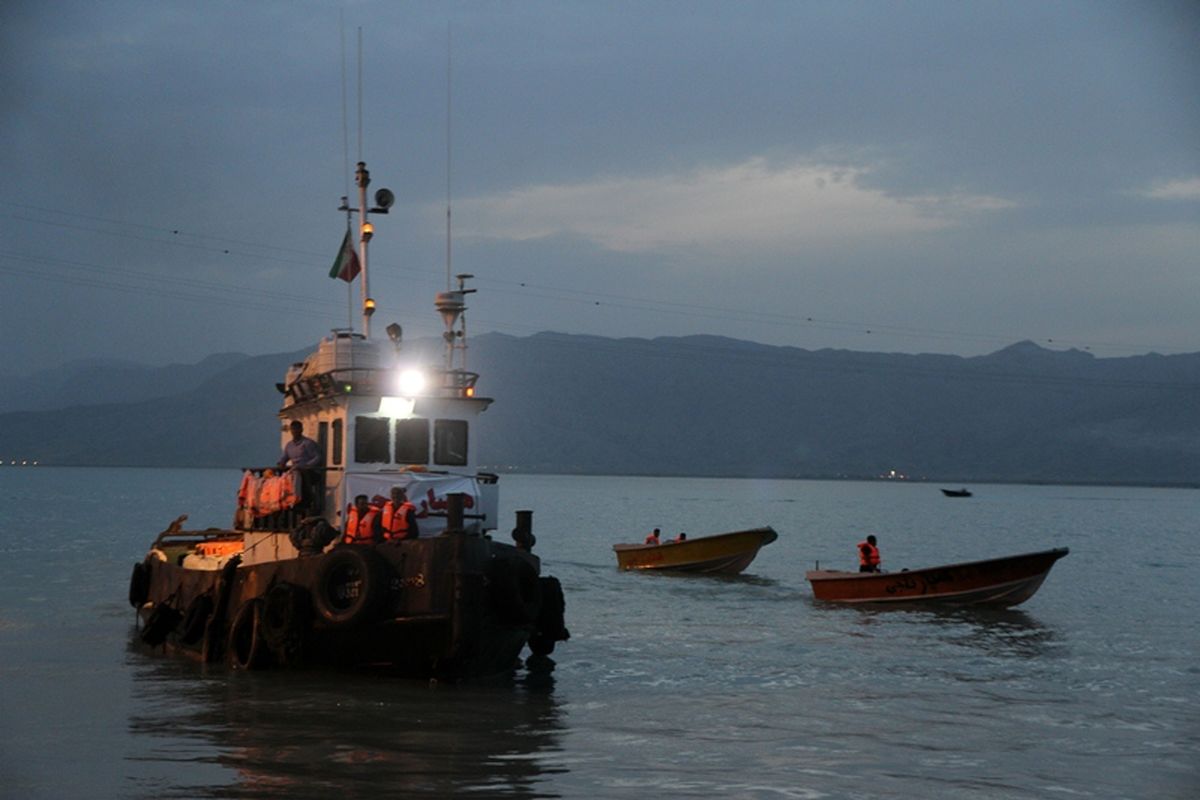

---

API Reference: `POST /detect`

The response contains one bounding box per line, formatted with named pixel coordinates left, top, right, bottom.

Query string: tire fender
left=179, top=593, right=215, bottom=645
left=128, top=561, right=151, bottom=608
left=262, top=582, right=313, bottom=666
left=228, top=599, right=270, bottom=670
left=139, top=602, right=182, bottom=646
left=312, top=547, right=387, bottom=627
left=488, top=557, right=542, bottom=626
left=528, top=576, right=569, bottom=656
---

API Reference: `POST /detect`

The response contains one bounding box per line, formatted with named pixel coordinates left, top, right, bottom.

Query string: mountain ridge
left=2, top=333, right=1197, bottom=486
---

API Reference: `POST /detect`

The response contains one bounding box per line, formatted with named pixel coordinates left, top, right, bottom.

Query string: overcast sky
left=2, top=1, right=1197, bottom=375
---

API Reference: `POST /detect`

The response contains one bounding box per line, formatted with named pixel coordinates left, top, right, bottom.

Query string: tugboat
left=127, top=162, right=569, bottom=677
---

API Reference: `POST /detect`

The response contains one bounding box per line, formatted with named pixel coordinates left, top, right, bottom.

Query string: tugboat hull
left=133, top=533, right=563, bottom=679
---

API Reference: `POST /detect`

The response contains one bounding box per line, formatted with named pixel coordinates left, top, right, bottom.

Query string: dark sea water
left=1, top=467, right=1197, bottom=799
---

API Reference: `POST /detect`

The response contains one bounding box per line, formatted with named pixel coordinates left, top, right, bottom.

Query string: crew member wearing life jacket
left=858, top=534, right=881, bottom=573
left=381, top=486, right=418, bottom=541
left=343, top=494, right=381, bottom=545
left=644, top=528, right=661, bottom=545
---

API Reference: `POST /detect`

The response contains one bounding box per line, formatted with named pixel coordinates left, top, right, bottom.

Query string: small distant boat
left=805, top=548, right=1069, bottom=607
left=613, top=527, right=778, bottom=575
left=941, top=488, right=973, bottom=497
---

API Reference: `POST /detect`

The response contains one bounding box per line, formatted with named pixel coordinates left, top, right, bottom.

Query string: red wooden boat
left=805, top=548, right=1068, bottom=607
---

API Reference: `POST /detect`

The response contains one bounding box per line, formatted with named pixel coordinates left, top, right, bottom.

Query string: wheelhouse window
left=354, top=416, right=390, bottom=463
left=433, top=419, right=468, bottom=466
left=331, top=419, right=343, bottom=466
left=394, top=418, right=430, bottom=465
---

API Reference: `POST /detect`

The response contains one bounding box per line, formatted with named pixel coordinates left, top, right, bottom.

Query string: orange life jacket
left=858, top=541, right=881, bottom=568
left=237, top=470, right=256, bottom=507
left=258, top=476, right=284, bottom=514
left=644, top=533, right=660, bottom=545
left=344, top=505, right=379, bottom=544
left=381, top=500, right=417, bottom=540
left=278, top=470, right=299, bottom=511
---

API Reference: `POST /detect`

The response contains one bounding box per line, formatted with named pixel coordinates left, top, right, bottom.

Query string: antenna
left=446, top=22, right=453, bottom=292
left=356, top=27, right=364, bottom=161
left=340, top=11, right=350, bottom=203
left=339, top=12, right=353, bottom=332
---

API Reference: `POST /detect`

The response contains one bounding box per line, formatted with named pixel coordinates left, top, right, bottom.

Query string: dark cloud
left=2, top=1, right=1196, bottom=376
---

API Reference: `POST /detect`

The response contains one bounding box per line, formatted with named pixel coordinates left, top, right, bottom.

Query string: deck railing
left=284, top=367, right=482, bottom=404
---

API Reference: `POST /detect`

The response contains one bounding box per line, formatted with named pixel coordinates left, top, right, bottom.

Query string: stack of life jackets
left=236, top=469, right=300, bottom=526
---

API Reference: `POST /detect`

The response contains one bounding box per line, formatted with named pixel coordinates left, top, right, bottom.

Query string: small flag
left=329, top=230, right=361, bottom=282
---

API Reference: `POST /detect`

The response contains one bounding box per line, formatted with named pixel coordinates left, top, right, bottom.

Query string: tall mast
left=356, top=161, right=374, bottom=338
left=337, top=163, right=389, bottom=336
left=335, top=30, right=390, bottom=337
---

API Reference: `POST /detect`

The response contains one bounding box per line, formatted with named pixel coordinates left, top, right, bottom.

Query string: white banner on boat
left=342, top=472, right=483, bottom=537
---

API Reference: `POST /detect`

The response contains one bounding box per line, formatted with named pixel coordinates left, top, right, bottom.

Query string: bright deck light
left=378, top=396, right=415, bottom=417
left=396, top=369, right=426, bottom=396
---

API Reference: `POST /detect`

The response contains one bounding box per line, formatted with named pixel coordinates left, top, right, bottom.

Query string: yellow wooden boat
left=612, top=527, right=778, bottom=574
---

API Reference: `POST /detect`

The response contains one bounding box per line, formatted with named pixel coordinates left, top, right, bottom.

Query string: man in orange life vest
left=644, top=528, right=661, bottom=545
left=858, top=534, right=882, bottom=573
left=381, top=486, right=418, bottom=541
left=343, top=494, right=382, bottom=545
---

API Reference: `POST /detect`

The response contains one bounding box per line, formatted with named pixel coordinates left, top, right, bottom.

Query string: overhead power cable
left=0, top=202, right=1190, bottom=357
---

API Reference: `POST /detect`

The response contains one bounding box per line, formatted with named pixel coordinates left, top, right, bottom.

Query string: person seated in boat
left=674, top=532, right=687, bottom=543
left=644, top=528, right=661, bottom=545
left=381, top=486, right=418, bottom=541
left=343, top=494, right=382, bottom=545
left=858, top=534, right=881, bottom=573
left=278, top=420, right=322, bottom=513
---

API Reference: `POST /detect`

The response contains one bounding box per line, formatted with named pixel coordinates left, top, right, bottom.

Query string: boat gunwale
left=804, top=573, right=1049, bottom=605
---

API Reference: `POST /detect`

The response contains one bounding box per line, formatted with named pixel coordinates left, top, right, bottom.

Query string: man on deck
left=278, top=420, right=322, bottom=514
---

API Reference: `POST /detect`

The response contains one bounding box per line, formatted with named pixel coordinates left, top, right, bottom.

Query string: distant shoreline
left=4, top=462, right=1196, bottom=491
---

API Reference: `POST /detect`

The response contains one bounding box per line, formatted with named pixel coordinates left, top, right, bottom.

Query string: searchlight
left=396, top=368, right=426, bottom=397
